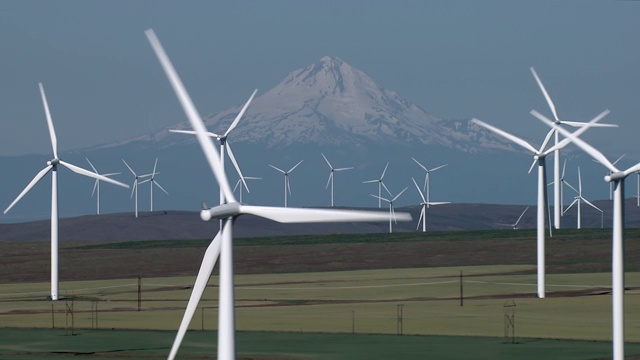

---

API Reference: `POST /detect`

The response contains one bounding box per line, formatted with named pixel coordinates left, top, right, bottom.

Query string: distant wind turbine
left=233, top=176, right=261, bottom=203
left=472, top=111, right=606, bottom=299
left=85, top=158, right=120, bottom=215
left=138, top=158, right=169, bottom=212
left=529, top=66, right=617, bottom=230
left=563, top=168, right=603, bottom=229
left=411, top=178, right=449, bottom=232
left=363, top=162, right=391, bottom=208
left=411, top=157, right=447, bottom=205
left=3, top=83, right=128, bottom=301
left=496, top=207, right=529, bottom=230
left=533, top=109, right=640, bottom=360
left=145, top=28, right=411, bottom=360
left=269, top=161, right=303, bottom=207
left=170, top=89, right=257, bottom=204
left=122, top=159, right=152, bottom=218
left=321, top=153, right=353, bottom=207
left=372, top=187, right=408, bottom=233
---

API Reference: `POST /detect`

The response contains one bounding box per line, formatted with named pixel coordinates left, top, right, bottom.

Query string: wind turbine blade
left=538, top=128, right=555, bottom=154
left=239, top=205, right=411, bottom=223
left=153, top=180, right=169, bottom=195
left=412, top=177, right=426, bottom=203
left=130, top=181, right=137, bottom=199
left=60, top=161, right=129, bottom=188
left=392, top=187, right=408, bottom=202
left=335, top=167, right=353, bottom=172
left=38, top=83, right=58, bottom=159
left=86, top=158, right=98, bottom=173
left=4, top=165, right=53, bottom=214
left=370, top=194, right=390, bottom=203
left=152, top=158, right=158, bottom=177
left=269, top=164, right=285, bottom=174
left=516, top=206, right=529, bottom=224
left=623, top=162, right=640, bottom=177
left=233, top=179, right=241, bottom=193
left=430, top=164, right=448, bottom=172
left=138, top=178, right=151, bottom=185
left=527, top=159, right=537, bottom=174
left=561, top=121, right=618, bottom=128
left=326, top=172, right=333, bottom=189
left=564, top=180, right=579, bottom=195
left=561, top=159, right=567, bottom=179
left=288, top=160, right=304, bottom=173
left=578, top=167, right=582, bottom=194
left=170, top=129, right=221, bottom=137
left=582, top=197, right=601, bottom=212
left=226, top=142, right=248, bottom=192
left=531, top=109, right=618, bottom=172
left=471, top=118, right=538, bottom=154
left=529, top=66, right=559, bottom=121
left=145, top=29, right=236, bottom=203
left=417, top=207, right=424, bottom=230
left=391, top=205, right=397, bottom=224
left=225, top=89, right=258, bottom=137
left=542, top=110, right=608, bottom=155
left=380, top=162, right=389, bottom=180
left=102, top=172, right=121, bottom=177
left=427, top=201, right=451, bottom=206
left=380, top=181, right=392, bottom=197
left=362, top=179, right=378, bottom=184
left=321, top=153, right=332, bottom=169
left=167, top=231, right=222, bottom=360
left=411, top=157, right=428, bottom=172
left=613, top=154, right=625, bottom=166
left=287, top=176, right=292, bottom=196
left=122, top=159, right=137, bottom=177
left=91, top=179, right=98, bottom=197
left=563, top=199, right=578, bottom=214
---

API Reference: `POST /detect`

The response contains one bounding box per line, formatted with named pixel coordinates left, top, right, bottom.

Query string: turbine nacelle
left=201, top=202, right=241, bottom=221
left=47, top=159, right=60, bottom=166
left=606, top=172, right=626, bottom=183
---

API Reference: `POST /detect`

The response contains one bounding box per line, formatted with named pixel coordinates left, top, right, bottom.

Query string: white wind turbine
left=122, top=159, right=152, bottom=218
left=411, top=177, right=449, bottom=232
left=85, top=158, right=121, bottom=215
left=321, top=153, right=353, bottom=207
left=363, top=162, right=391, bottom=208
left=533, top=109, right=640, bottom=360
left=496, top=207, right=529, bottom=230
left=138, top=158, right=169, bottom=212
left=372, top=187, right=408, bottom=233
left=3, top=83, right=128, bottom=301
left=529, top=67, right=617, bottom=230
left=145, top=28, right=411, bottom=360
left=472, top=112, right=606, bottom=298
left=269, top=160, right=303, bottom=207
left=563, top=167, right=603, bottom=229
left=233, top=176, right=261, bottom=203
left=169, top=88, right=257, bottom=202
left=411, top=157, right=447, bottom=205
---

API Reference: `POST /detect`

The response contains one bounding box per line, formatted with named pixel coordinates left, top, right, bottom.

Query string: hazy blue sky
left=1, top=1, right=639, bottom=158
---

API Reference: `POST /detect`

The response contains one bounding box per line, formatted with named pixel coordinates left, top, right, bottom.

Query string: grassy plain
left=2, top=229, right=640, bottom=359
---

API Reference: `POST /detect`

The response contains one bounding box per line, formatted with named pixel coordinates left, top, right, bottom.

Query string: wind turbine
left=533, top=109, right=640, bottom=360
left=472, top=112, right=605, bottom=298
left=169, top=88, right=257, bottom=202
left=138, top=158, right=169, bottom=212
left=233, top=176, right=261, bottom=203
left=122, top=159, right=152, bottom=218
left=411, top=178, right=449, bottom=232
left=145, top=28, right=411, bottom=360
left=563, top=167, right=603, bottom=229
left=411, top=157, right=447, bottom=206
left=496, top=207, right=530, bottom=230
left=269, top=160, right=303, bottom=207
left=529, top=66, right=617, bottom=230
left=363, top=162, right=391, bottom=208
left=85, top=158, right=120, bottom=215
left=371, top=187, right=408, bottom=233
left=321, top=153, right=353, bottom=207
left=3, top=83, right=128, bottom=301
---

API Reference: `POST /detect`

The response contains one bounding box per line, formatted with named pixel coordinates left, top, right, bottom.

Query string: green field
left=2, top=230, right=640, bottom=358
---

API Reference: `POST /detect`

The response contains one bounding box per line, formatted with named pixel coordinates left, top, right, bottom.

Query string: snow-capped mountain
left=123, top=56, right=514, bottom=154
